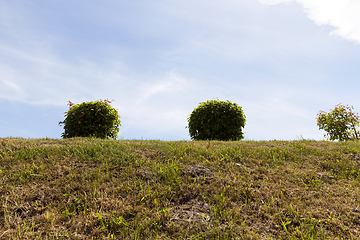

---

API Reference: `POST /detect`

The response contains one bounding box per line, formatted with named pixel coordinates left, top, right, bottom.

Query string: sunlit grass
left=0, top=137, right=360, bottom=239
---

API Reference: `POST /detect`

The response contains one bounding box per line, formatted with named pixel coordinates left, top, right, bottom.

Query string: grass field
left=1, top=137, right=360, bottom=239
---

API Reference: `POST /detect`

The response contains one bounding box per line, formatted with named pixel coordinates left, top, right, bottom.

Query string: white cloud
left=260, top=0, right=360, bottom=43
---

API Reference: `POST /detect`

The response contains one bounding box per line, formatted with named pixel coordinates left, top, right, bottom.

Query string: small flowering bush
left=316, top=103, right=359, bottom=141
left=188, top=99, right=246, bottom=141
left=59, top=99, right=121, bottom=139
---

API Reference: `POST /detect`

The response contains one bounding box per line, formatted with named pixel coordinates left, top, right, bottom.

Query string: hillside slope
left=0, top=138, right=360, bottom=239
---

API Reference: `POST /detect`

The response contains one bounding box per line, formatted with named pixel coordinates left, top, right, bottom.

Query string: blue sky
left=1, top=0, right=360, bottom=140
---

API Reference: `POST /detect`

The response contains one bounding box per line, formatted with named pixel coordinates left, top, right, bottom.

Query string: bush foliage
left=316, top=103, right=360, bottom=141
left=188, top=99, right=246, bottom=141
left=59, top=99, right=121, bottom=139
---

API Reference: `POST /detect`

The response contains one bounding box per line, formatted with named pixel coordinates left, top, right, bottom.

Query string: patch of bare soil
left=136, top=149, right=162, bottom=160
left=349, top=153, right=360, bottom=161
left=170, top=198, right=211, bottom=224
left=183, top=164, right=213, bottom=183
left=136, top=169, right=156, bottom=182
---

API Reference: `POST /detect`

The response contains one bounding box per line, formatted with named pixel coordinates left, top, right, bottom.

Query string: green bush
left=316, top=103, right=360, bottom=141
left=187, top=99, right=246, bottom=141
left=59, top=99, right=121, bottom=139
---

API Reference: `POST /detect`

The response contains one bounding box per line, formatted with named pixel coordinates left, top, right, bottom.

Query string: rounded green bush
left=188, top=99, right=246, bottom=141
left=59, top=99, right=121, bottom=139
left=317, top=103, right=360, bottom=141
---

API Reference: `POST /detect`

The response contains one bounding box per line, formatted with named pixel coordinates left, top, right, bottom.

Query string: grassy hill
left=1, top=138, right=360, bottom=239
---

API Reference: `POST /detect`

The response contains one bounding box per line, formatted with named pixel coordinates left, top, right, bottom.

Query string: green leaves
left=187, top=99, right=246, bottom=141
left=59, top=99, right=121, bottom=139
left=316, top=104, right=360, bottom=141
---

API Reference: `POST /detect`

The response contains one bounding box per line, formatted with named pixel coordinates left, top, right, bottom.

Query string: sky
left=1, top=0, right=360, bottom=141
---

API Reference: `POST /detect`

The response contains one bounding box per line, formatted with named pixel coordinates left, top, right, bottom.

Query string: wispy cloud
left=137, top=71, right=187, bottom=103
left=259, top=0, right=292, bottom=5
left=1, top=79, right=22, bottom=97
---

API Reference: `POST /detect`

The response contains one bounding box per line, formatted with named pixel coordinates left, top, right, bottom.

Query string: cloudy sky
left=1, top=0, right=360, bottom=140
